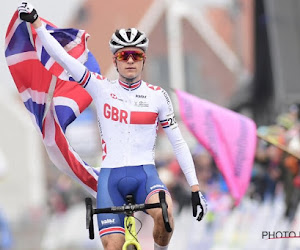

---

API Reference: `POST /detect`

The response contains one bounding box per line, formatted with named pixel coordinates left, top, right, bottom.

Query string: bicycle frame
left=123, top=215, right=141, bottom=250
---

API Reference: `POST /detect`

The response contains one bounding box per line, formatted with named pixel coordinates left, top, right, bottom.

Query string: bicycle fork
left=122, top=215, right=141, bottom=250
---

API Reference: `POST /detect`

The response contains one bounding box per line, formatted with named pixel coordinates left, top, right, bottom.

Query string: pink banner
left=176, top=90, right=257, bottom=205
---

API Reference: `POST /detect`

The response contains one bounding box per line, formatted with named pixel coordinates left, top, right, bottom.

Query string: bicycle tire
left=127, top=245, right=138, bottom=250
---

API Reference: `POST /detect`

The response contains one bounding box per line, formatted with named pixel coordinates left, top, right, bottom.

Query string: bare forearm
left=191, top=185, right=200, bottom=192
left=32, top=17, right=42, bottom=29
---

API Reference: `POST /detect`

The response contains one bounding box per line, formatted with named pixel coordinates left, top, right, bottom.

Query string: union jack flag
left=5, top=11, right=99, bottom=197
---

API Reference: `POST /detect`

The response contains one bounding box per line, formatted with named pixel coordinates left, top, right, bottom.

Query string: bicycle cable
left=126, top=214, right=143, bottom=242
left=134, top=215, right=143, bottom=235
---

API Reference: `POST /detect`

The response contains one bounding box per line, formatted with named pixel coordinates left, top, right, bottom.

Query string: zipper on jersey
left=117, top=83, right=135, bottom=165
left=126, top=91, right=135, bottom=165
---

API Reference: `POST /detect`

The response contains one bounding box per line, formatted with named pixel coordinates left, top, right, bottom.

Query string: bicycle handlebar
left=159, top=191, right=172, bottom=233
left=85, top=190, right=172, bottom=239
left=85, top=197, right=94, bottom=239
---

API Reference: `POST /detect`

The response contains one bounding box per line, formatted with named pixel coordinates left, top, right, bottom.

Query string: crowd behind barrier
left=254, top=104, right=300, bottom=222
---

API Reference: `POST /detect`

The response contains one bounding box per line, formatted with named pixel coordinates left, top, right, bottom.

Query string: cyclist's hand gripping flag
left=18, top=2, right=38, bottom=23
left=5, top=4, right=100, bottom=197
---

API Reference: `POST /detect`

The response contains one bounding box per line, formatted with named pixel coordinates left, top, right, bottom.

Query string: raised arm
left=18, top=2, right=87, bottom=83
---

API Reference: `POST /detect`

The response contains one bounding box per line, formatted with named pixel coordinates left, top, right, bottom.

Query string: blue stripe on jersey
left=83, top=73, right=91, bottom=88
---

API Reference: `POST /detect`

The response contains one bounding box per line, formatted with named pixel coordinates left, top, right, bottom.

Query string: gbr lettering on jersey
left=100, top=84, right=178, bottom=129
left=104, top=103, right=128, bottom=123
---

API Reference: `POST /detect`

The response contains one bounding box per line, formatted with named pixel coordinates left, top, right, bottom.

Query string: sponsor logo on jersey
left=110, top=93, right=124, bottom=102
left=101, top=219, right=115, bottom=225
left=162, top=89, right=173, bottom=112
left=150, top=184, right=165, bottom=190
left=162, top=89, right=170, bottom=105
left=136, top=94, right=147, bottom=98
left=134, top=101, right=149, bottom=107
left=110, top=93, right=117, bottom=99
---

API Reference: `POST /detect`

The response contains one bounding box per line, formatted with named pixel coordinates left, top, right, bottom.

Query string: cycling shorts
left=96, top=165, right=169, bottom=237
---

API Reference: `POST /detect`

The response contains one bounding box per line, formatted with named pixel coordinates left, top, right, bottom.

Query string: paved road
left=9, top=194, right=300, bottom=249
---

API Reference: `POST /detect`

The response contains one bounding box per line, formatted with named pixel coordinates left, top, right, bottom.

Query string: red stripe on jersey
left=79, top=70, right=90, bottom=86
left=160, top=121, right=169, bottom=126
left=92, top=72, right=106, bottom=80
left=130, top=112, right=158, bottom=124
left=145, top=189, right=170, bottom=203
left=99, top=227, right=125, bottom=236
left=119, top=80, right=141, bottom=90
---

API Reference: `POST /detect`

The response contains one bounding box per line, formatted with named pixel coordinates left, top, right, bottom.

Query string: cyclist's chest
left=96, top=85, right=158, bottom=125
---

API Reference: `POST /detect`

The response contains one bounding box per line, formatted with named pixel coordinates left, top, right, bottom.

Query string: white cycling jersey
left=36, top=24, right=199, bottom=186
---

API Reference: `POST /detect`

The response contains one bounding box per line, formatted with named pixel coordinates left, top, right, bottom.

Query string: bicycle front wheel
left=127, top=245, right=138, bottom=250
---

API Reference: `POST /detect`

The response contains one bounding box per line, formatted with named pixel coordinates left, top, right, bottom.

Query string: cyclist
left=18, top=2, right=208, bottom=249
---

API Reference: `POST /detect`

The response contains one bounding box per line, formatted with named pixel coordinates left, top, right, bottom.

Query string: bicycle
left=85, top=190, right=172, bottom=250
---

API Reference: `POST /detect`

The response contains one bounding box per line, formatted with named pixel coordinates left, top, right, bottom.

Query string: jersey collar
left=119, top=80, right=142, bottom=91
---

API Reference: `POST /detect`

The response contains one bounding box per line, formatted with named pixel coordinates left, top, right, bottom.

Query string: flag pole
left=257, top=133, right=300, bottom=160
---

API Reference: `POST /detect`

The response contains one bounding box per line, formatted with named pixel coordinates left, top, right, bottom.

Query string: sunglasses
left=114, top=50, right=145, bottom=61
